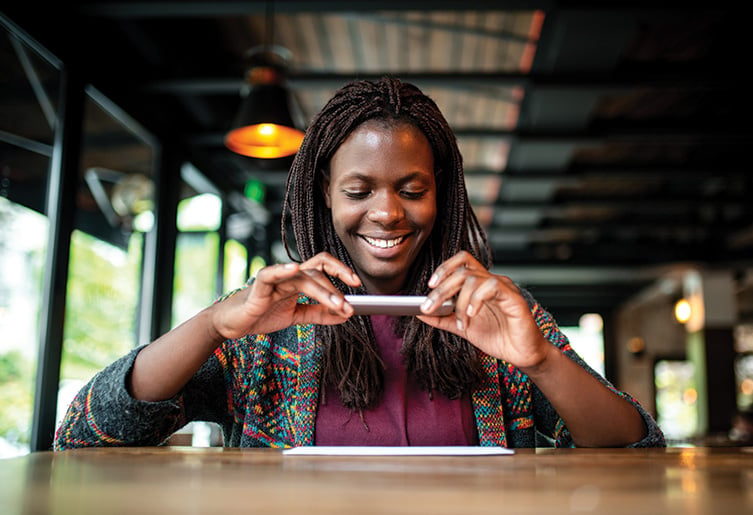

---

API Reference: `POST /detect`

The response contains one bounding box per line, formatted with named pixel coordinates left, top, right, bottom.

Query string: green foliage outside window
left=0, top=199, right=46, bottom=456
left=60, top=231, right=143, bottom=382
left=0, top=191, right=247, bottom=455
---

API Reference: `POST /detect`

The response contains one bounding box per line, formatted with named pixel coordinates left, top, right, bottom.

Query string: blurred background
left=1, top=1, right=752, bottom=455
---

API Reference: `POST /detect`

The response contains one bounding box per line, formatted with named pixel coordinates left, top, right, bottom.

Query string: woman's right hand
left=129, top=252, right=360, bottom=402
left=209, top=252, right=362, bottom=340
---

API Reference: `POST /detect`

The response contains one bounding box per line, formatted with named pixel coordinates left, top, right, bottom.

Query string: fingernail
left=421, top=298, right=434, bottom=311
left=330, top=294, right=343, bottom=307
left=466, top=304, right=475, bottom=317
left=428, top=274, right=438, bottom=288
left=456, top=318, right=464, bottom=331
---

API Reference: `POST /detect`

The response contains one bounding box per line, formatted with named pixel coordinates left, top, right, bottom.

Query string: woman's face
left=323, top=121, right=437, bottom=294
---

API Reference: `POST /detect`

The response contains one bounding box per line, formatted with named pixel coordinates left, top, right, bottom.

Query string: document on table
left=282, top=446, right=514, bottom=456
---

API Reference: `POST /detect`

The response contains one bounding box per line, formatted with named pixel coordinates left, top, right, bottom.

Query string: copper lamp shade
left=225, top=58, right=305, bottom=159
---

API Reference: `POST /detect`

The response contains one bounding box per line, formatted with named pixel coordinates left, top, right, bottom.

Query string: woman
left=55, top=77, right=664, bottom=449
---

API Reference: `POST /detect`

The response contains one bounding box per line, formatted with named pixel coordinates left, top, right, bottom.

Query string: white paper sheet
left=282, top=446, right=513, bottom=456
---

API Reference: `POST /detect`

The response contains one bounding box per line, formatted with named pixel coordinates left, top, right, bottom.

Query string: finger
left=300, top=252, right=361, bottom=288
left=252, top=262, right=352, bottom=316
left=452, top=274, right=482, bottom=330
left=422, top=265, right=477, bottom=315
left=427, top=250, right=483, bottom=288
left=292, top=278, right=355, bottom=316
left=416, top=314, right=464, bottom=337
left=252, top=263, right=301, bottom=294
left=464, top=276, right=504, bottom=318
left=291, top=303, right=353, bottom=326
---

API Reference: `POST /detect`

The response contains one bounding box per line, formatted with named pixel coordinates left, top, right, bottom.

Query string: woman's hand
left=210, top=252, right=362, bottom=341
left=418, top=251, right=648, bottom=447
left=130, top=252, right=361, bottom=402
left=417, top=251, right=552, bottom=371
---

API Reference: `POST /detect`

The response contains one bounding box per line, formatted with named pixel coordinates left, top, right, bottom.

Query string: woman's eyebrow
left=336, top=170, right=433, bottom=185
left=337, top=172, right=373, bottom=184
left=396, top=171, right=435, bottom=185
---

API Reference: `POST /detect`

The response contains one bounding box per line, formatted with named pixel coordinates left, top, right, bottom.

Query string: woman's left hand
left=417, top=250, right=552, bottom=370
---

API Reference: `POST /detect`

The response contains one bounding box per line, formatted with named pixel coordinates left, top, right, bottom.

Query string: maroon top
left=315, top=315, right=479, bottom=446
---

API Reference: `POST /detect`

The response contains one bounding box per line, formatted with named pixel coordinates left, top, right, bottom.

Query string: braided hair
left=282, top=76, right=491, bottom=411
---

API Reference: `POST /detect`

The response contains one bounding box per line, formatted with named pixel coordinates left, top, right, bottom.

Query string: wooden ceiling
left=4, top=1, right=751, bottom=323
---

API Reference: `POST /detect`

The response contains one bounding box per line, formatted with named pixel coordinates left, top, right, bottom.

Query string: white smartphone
left=344, top=295, right=454, bottom=316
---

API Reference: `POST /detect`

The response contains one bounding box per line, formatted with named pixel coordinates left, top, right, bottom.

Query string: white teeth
left=363, top=235, right=405, bottom=248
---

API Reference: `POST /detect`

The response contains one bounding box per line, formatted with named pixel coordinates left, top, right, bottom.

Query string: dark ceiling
left=4, top=1, right=752, bottom=324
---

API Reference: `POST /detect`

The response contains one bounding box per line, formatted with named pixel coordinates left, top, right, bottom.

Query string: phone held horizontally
left=344, top=295, right=454, bottom=316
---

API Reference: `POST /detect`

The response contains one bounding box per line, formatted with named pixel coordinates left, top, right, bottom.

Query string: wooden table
left=2, top=446, right=752, bottom=514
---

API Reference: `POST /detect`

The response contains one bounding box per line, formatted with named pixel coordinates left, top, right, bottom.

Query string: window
left=57, top=90, right=156, bottom=432
left=561, top=313, right=605, bottom=377
left=734, top=323, right=753, bottom=413
left=0, top=20, right=60, bottom=457
left=0, top=199, right=47, bottom=456
left=224, top=238, right=249, bottom=292
left=173, top=191, right=222, bottom=327
left=654, top=359, right=698, bottom=442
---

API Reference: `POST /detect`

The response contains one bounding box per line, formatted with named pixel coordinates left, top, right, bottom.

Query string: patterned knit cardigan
left=54, top=290, right=665, bottom=450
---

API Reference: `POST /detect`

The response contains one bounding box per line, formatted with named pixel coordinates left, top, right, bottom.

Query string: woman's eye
left=401, top=190, right=427, bottom=200
left=343, top=190, right=369, bottom=199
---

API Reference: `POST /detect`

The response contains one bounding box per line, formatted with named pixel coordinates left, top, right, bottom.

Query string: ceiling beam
left=490, top=197, right=749, bottom=211
left=75, top=1, right=560, bottom=18
left=144, top=71, right=738, bottom=95
left=187, top=126, right=752, bottom=149
left=77, top=1, right=735, bottom=18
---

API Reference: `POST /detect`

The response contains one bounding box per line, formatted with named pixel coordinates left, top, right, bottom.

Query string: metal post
left=31, top=68, right=84, bottom=451
left=138, top=144, right=180, bottom=345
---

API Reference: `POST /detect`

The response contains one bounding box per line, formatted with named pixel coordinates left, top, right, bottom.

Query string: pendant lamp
left=225, top=2, right=304, bottom=159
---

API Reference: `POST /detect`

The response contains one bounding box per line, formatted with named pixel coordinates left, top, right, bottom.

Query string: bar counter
left=2, top=446, right=752, bottom=514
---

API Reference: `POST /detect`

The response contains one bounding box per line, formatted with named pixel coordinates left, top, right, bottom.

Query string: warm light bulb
left=674, top=299, right=692, bottom=324
left=224, top=123, right=304, bottom=158
left=257, top=123, right=277, bottom=137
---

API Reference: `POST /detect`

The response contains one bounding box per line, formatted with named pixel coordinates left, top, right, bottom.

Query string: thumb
left=416, top=315, right=464, bottom=338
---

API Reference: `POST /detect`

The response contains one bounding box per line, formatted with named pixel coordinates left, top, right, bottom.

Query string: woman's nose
left=367, top=193, right=405, bottom=224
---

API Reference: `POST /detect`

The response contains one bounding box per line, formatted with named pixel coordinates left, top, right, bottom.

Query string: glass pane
left=173, top=189, right=222, bottom=327
left=735, top=324, right=753, bottom=353
left=0, top=198, right=47, bottom=457
left=0, top=21, right=59, bottom=457
left=732, top=349, right=753, bottom=444
left=654, top=359, right=698, bottom=443
left=735, top=353, right=753, bottom=412
left=177, top=193, right=221, bottom=232
left=561, top=313, right=605, bottom=377
left=173, top=231, right=219, bottom=327
left=57, top=230, right=144, bottom=419
left=224, top=239, right=248, bottom=291
left=58, top=89, right=156, bottom=428
left=250, top=255, right=267, bottom=277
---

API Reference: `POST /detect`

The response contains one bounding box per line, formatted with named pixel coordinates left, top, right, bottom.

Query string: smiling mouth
left=361, top=235, right=407, bottom=249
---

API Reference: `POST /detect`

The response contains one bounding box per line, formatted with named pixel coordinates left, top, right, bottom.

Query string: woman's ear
left=320, top=170, right=332, bottom=209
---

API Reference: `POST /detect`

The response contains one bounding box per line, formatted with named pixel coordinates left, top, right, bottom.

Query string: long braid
left=282, top=77, right=491, bottom=411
